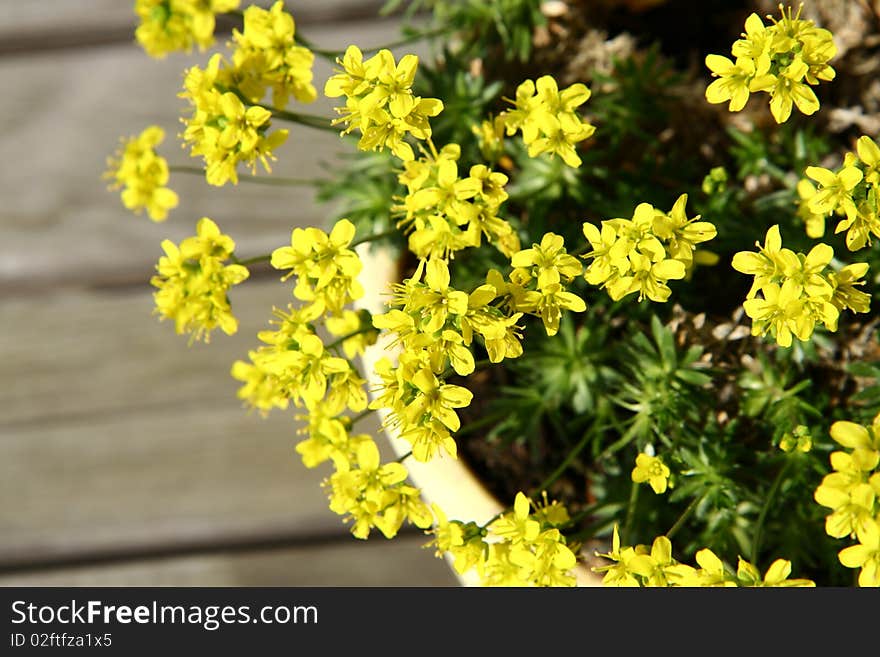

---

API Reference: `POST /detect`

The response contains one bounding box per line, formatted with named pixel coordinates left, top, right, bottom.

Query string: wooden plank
left=0, top=535, right=459, bottom=586
left=0, top=277, right=409, bottom=567
left=0, top=280, right=294, bottom=427
left=0, top=396, right=371, bottom=567
left=0, top=15, right=428, bottom=290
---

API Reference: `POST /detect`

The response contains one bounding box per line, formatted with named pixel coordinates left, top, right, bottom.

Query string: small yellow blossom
left=179, top=54, right=289, bottom=186
left=705, top=6, right=836, bottom=123
left=324, top=46, right=443, bottom=161
left=104, top=125, right=178, bottom=222
left=582, top=195, right=714, bottom=303
left=270, top=218, right=364, bottom=316
left=838, top=517, right=880, bottom=587
left=500, top=75, right=595, bottom=167
left=631, top=452, right=671, bottom=494
left=735, top=557, right=816, bottom=587
left=135, top=0, right=240, bottom=58
left=230, top=1, right=317, bottom=108
left=151, top=217, right=249, bottom=343
left=733, top=225, right=868, bottom=346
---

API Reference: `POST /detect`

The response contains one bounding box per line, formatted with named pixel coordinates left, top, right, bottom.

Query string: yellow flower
left=857, top=135, right=880, bottom=185
left=806, top=164, right=863, bottom=222
left=582, top=197, right=713, bottom=304
left=134, top=0, right=241, bottom=58
left=104, top=125, right=178, bottom=222
left=731, top=224, right=787, bottom=298
left=324, top=46, right=443, bottom=161
left=766, top=58, right=819, bottom=124
left=838, top=517, right=880, bottom=587
left=631, top=452, right=671, bottom=494
left=271, top=219, right=364, bottom=316
left=500, top=75, right=595, bottom=168
left=735, top=557, right=815, bottom=587
left=511, top=232, right=583, bottom=289
left=180, top=56, right=290, bottom=186
left=704, top=5, right=835, bottom=123
left=326, top=439, right=412, bottom=539
left=704, top=54, right=766, bottom=112
left=150, top=217, right=249, bottom=343
left=490, top=492, right=541, bottom=543
left=230, top=0, right=317, bottom=108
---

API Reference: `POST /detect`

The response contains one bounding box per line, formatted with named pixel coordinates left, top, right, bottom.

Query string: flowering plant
left=107, top=0, right=880, bottom=587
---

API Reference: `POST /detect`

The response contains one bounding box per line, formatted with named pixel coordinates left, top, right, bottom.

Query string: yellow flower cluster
left=500, top=75, right=595, bottom=168
left=228, top=219, right=435, bottom=542
left=430, top=492, right=579, bottom=586
left=582, top=194, right=717, bottom=303
left=394, top=142, right=519, bottom=260
left=229, top=1, right=317, bottom=109
left=151, top=217, right=249, bottom=343
left=231, top=218, right=370, bottom=415
left=230, top=304, right=367, bottom=415
left=179, top=53, right=289, bottom=186
left=705, top=5, right=836, bottom=123
left=134, top=0, right=240, bottom=58
left=104, top=125, right=179, bottom=222
left=594, top=526, right=814, bottom=587
left=732, top=225, right=870, bottom=347
left=324, top=46, right=444, bottom=161
left=814, top=417, right=880, bottom=587
left=270, top=218, right=365, bottom=316
left=326, top=440, right=433, bottom=539
left=509, top=233, right=586, bottom=336
left=798, top=136, right=880, bottom=251
left=370, top=260, right=480, bottom=461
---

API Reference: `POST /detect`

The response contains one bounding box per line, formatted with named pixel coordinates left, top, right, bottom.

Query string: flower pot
left=355, top=244, right=602, bottom=586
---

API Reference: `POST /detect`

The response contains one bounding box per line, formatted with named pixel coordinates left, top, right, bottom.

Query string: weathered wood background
left=0, top=0, right=457, bottom=586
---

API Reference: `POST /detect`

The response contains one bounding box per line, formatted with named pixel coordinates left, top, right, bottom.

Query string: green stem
left=347, top=408, right=375, bottom=426
left=751, top=459, right=792, bottom=564
left=231, top=254, right=271, bottom=266
left=665, top=495, right=702, bottom=541
left=169, top=165, right=325, bottom=187
left=621, top=481, right=640, bottom=546
left=350, top=228, right=401, bottom=249
left=454, top=410, right=509, bottom=438
left=325, top=326, right=377, bottom=351
left=479, top=511, right=505, bottom=532
left=395, top=450, right=412, bottom=463
left=530, top=424, right=593, bottom=497
left=265, top=105, right=337, bottom=132
left=221, top=85, right=336, bottom=132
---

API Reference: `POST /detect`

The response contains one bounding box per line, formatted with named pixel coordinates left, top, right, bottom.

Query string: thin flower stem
left=455, top=410, right=510, bottom=438
left=231, top=254, right=272, bottom=266
left=347, top=408, right=375, bottom=426
left=350, top=228, right=401, bottom=248
left=751, top=459, right=792, bottom=564
left=621, top=481, right=640, bottom=546
left=665, top=495, right=702, bottom=541
left=479, top=511, right=505, bottom=532
left=221, top=85, right=337, bottom=132
left=530, top=425, right=593, bottom=497
left=169, top=165, right=325, bottom=187
left=325, top=326, right=377, bottom=351
left=395, top=450, right=412, bottom=463
left=265, top=105, right=337, bottom=132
